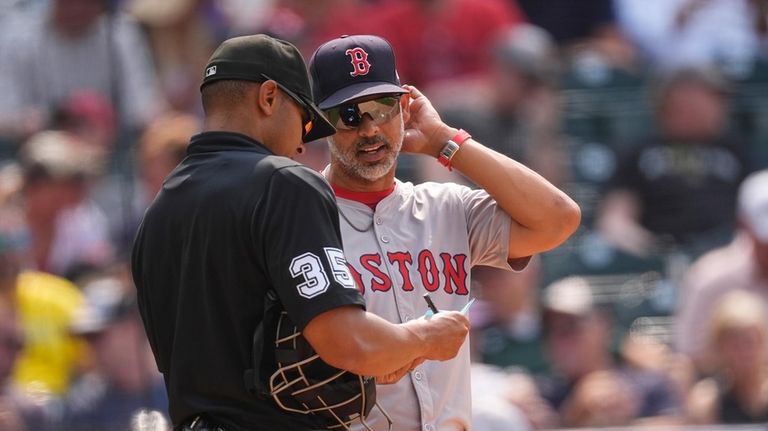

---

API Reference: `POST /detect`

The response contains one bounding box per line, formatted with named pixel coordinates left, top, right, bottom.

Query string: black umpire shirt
left=131, top=132, right=365, bottom=430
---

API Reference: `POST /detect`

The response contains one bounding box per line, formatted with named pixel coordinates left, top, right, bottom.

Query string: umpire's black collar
left=187, top=131, right=273, bottom=155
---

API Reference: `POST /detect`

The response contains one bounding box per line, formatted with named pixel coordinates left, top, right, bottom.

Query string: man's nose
left=356, top=113, right=380, bottom=137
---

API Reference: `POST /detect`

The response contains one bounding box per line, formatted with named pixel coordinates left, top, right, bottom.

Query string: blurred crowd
left=0, top=0, right=768, bottom=429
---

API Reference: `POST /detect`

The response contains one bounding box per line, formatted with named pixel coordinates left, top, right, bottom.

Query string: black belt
left=180, top=415, right=226, bottom=431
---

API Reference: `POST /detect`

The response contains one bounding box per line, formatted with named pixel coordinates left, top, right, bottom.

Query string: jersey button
left=375, top=217, right=383, bottom=225
left=413, top=371, right=423, bottom=380
left=424, top=425, right=434, bottom=431
left=381, top=235, right=390, bottom=243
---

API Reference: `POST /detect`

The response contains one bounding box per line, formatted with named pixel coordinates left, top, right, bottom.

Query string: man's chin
left=352, top=162, right=394, bottom=182
left=355, top=169, right=389, bottom=182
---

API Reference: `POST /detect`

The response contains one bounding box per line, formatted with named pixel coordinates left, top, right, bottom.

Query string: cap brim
left=303, top=103, right=337, bottom=142
left=318, top=82, right=408, bottom=110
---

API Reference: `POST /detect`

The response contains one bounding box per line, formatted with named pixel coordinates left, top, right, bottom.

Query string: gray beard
left=327, top=121, right=403, bottom=182
left=329, top=141, right=398, bottom=182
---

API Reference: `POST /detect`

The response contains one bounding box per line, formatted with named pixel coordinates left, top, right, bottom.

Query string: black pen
left=423, top=293, right=439, bottom=314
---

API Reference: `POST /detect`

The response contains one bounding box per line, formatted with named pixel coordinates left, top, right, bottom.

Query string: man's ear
left=400, top=93, right=410, bottom=123
left=257, top=80, right=280, bottom=116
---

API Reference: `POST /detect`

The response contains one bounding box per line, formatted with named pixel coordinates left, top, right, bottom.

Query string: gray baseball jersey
left=330, top=178, right=518, bottom=431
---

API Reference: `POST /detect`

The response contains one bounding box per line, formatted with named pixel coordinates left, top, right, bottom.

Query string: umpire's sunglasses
left=261, top=74, right=315, bottom=139
left=324, top=95, right=401, bottom=130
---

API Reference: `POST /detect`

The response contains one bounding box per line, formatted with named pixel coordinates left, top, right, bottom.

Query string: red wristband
left=452, top=129, right=472, bottom=145
left=437, top=129, right=471, bottom=171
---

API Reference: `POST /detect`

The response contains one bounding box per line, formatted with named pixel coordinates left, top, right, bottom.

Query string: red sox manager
left=309, top=34, right=581, bottom=431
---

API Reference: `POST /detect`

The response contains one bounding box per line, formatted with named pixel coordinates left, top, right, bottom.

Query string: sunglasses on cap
left=261, top=74, right=315, bottom=139
left=324, top=96, right=401, bottom=130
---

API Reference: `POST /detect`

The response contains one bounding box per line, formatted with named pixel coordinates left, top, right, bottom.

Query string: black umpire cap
left=201, top=34, right=336, bottom=142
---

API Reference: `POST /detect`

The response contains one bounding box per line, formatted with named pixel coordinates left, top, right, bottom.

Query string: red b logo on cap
left=346, top=47, right=371, bottom=77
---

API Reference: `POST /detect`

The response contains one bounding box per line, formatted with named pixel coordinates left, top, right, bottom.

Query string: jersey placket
left=373, top=195, right=437, bottom=429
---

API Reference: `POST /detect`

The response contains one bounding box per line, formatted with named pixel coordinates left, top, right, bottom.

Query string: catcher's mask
left=245, top=290, right=392, bottom=431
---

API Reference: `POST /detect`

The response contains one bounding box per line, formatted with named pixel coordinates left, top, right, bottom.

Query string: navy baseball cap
left=309, top=35, right=408, bottom=109
left=201, top=34, right=336, bottom=142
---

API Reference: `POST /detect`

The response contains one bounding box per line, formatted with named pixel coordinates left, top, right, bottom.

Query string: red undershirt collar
left=331, top=183, right=396, bottom=210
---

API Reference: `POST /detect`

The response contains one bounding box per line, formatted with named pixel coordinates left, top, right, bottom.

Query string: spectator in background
left=92, top=112, right=199, bottom=251
left=365, top=0, right=525, bottom=90
left=687, top=290, right=768, bottom=424
left=0, top=1, right=42, bottom=150
left=615, top=0, right=758, bottom=75
left=675, top=169, right=768, bottom=373
left=51, top=90, right=117, bottom=163
left=133, top=113, right=198, bottom=205
left=537, top=276, right=682, bottom=428
left=0, top=200, right=86, bottom=401
left=64, top=274, right=168, bottom=431
left=17, top=130, right=114, bottom=279
left=436, top=24, right=567, bottom=187
left=470, top=261, right=548, bottom=375
left=0, top=296, right=52, bottom=431
left=0, top=0, right=164, bottom=145
left=470, top=262, right=562, bottom=430
left=126, top=0, right=222, bottom=115
left=256, top=0, right=369, bottom=57
left=214, top=0, right=275, bottom=36
left=596, top=66, right=748, bottom=260
left=470, top=363, right=555, bottom=431
left=514, top=0, right=635, bottom=70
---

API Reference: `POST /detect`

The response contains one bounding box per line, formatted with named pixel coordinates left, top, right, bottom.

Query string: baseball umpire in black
left=131, top=35, right=470, bottom=431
